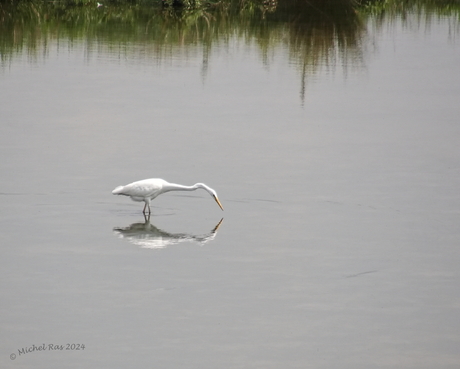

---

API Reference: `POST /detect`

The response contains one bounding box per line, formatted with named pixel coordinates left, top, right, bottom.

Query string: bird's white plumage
left=112, top=178, right=223, bottom=214
left=112, top=178, right=165, bottom=200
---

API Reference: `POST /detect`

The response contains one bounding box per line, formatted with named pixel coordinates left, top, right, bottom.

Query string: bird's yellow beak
left=213, top=195, right=224, bottom=211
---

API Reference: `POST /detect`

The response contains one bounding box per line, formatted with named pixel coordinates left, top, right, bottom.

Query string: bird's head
left=196, top=183, right=224, bottom=211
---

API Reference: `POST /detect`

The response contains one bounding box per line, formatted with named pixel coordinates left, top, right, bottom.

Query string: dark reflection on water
left=0, top=2, right=362, bottom=55
left=1, top=1, right=458, bottom=99
left=1, top=0, right=458, bottom=59
left=0, top=0, right=364, bottom=101
left=113, top=215, right=224, bottom=249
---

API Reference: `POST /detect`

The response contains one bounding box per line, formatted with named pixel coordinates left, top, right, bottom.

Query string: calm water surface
left=1, top=4, right=460, bottom=369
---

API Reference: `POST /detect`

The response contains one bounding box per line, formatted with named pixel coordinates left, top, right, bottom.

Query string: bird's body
left=112, top=178, right=223, bottom=214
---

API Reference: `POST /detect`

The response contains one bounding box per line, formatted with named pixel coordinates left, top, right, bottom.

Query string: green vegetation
left=2, top=1, right=458, bottom=56
left=0, top=0, right=363, bottom=61
left=1, top=0, right=459, bottom=95
left=360, top=0, right=460, bottom=17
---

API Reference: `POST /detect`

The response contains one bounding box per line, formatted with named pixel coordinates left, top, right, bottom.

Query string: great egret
left=112, top=178, right=224, bottom=214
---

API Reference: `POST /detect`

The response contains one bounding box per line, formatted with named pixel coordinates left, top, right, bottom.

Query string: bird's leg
left=143, top=202, right=151, bottom=215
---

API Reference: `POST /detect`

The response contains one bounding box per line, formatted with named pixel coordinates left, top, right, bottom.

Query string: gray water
left=1, top=6, right=460, bottom=369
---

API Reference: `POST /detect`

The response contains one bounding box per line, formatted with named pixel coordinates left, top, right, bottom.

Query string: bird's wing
left=122, top=179, right=164, bottom=198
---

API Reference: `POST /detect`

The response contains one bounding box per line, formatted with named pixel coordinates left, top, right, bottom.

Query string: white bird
left=112, top=178, right=224, bottom=214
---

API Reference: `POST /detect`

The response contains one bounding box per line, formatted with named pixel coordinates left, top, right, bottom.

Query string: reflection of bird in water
left=113, top=214, right=224, bottom=249
left=112, top=178, right=224, bottom=215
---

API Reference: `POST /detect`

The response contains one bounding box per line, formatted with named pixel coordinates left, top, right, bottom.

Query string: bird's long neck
left=162, top=183, right=202, bottom=193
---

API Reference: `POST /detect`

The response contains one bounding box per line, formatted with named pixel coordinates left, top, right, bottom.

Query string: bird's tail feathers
left=112, top=186, right=125, bottom=195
